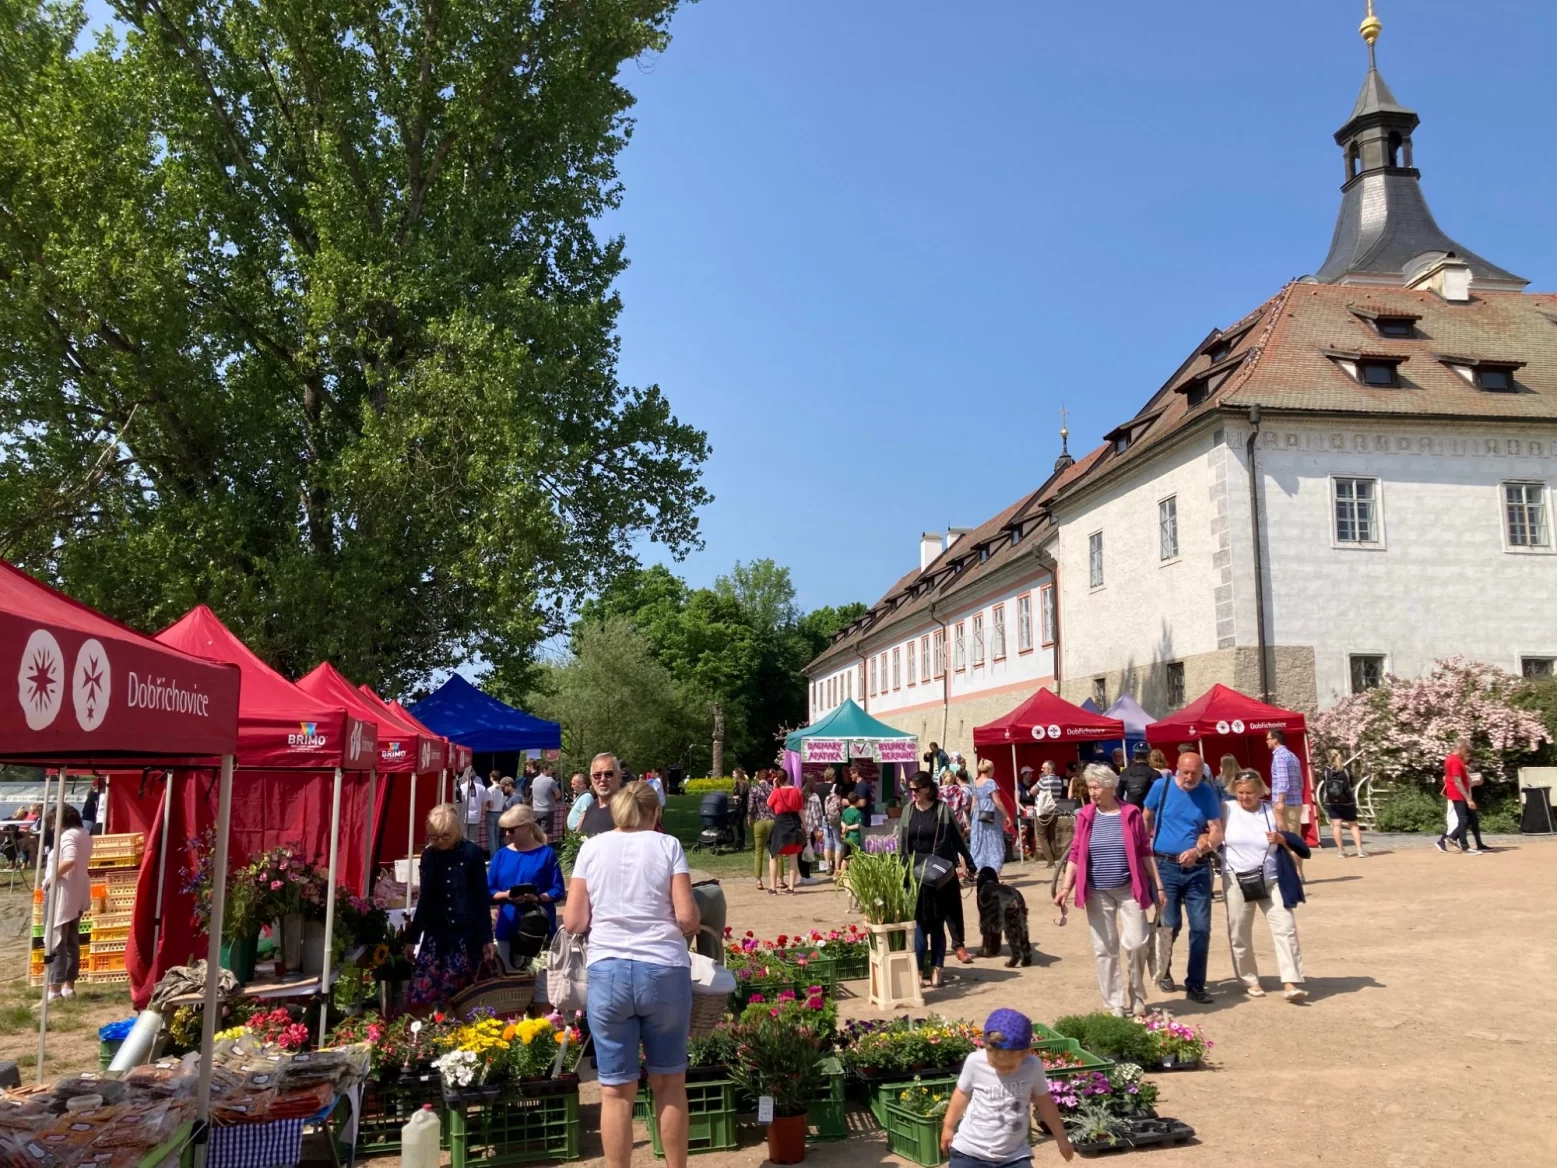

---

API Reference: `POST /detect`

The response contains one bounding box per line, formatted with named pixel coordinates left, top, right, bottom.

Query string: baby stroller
left=695, top=792, right=736, bottom=854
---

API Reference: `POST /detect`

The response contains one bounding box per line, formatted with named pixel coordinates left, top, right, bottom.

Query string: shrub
left=1052, top=1013, right=1157, bottom=1065
left=684, top=778, right=736, bottom=794
left=1372, top=785, right=1447, bottom=833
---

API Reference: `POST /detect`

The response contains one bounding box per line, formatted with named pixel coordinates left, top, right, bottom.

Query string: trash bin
left=98, top=1019, right=136, bottom=1071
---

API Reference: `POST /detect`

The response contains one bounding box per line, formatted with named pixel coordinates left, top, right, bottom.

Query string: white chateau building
left=805, top=23, right=1557, bottom=758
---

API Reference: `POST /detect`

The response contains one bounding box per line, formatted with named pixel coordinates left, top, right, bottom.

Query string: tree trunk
left=711, top=702, right=725, bottom=780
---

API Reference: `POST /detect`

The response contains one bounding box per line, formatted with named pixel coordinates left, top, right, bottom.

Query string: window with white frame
left=858, top=664, right=865, bottom=697
left=1504, top=481, right=1550, bottom=548
left=992, top=605, right=1007, bottom=659
left=1159, top=496, right=1179, bottom=560
left=882, top=652, right=890, bottom=688
left=1089, top=531, right=1104, bottom=588
left=1017, top=595, right=1033, bottom=652
left=971, top=614, right=985, bottom=666
left=1522, top=657, right=1555, bottom=678
left=828, top=677, right=835, bottom=706
left=1334, top=477, right=1380, bottom=544
left=906, top=641, right=916, bottom=685
left=933, top=630, right=945, bottom=677
left=954, top=622, right=967, bottom=671
left=922, top=635, right=931, bottom=681
left=1349, top=654, right=1385, bottom=693
left=846, top=671, right=853, bottom=701
left=1040, top=586, right=1056, bottom=646
left=869, top=657, right=877, bottom=696
left=892, top=648, right=901, bottom=690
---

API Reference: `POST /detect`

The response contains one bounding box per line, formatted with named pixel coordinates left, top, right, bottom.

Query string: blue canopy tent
left=409, top=675, right=561, bottom=778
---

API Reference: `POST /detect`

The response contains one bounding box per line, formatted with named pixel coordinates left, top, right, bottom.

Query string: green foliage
left=1052, top=1013, right=1158, bottom=1066
left=687, top=1024, right=739, bottom=1070
left=557, top=830, right=584, bottom=876
left=1372, top=785, right=1450, bottom=833
left=0, top=0, right=707, bottom=692
left=683, top=778, right=736, bottom=794
left=1513, top=678, right=1557, bottom=766
left=892, top=1078, right=953, bottom=1119
left=728, top=1013, right=824, bottom=1118
left=841, top=852, right=918, bottom=925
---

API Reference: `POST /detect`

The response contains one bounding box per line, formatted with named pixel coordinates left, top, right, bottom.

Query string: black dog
left=975, top=866, right=1032, bottom=967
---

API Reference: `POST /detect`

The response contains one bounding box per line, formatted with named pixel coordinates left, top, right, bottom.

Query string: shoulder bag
left=1230, top=806, right=1274, bottom=902
left=545, top=928, right=590, bottom=1013
left=909, top=804, right=958, bottom=889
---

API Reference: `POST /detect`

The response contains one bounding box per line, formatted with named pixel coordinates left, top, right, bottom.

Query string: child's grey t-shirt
left=951, top=1050, right=1050, bottom=1161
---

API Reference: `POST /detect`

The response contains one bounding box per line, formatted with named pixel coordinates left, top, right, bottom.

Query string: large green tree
left=0, top=0, right=708, bottom=692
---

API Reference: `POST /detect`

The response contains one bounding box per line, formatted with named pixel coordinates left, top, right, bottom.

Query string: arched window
left=1346, top=142, right=1361, bottom=180
left=1386, top=131, right=1402, bottom=168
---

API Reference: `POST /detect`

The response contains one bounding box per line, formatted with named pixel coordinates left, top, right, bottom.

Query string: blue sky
left=606, top=0, right=1556, bottom=611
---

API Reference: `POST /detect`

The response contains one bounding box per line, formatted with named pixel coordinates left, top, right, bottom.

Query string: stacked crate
left=84, top=834, right=144, bottom=985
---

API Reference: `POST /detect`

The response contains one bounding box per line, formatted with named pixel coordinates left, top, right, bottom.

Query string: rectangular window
left=992, top=605, right=1007, bottom=659
left=846, top=671, right=853, bottom=701
left=1334, top=477, right=1379, bottom=544
left=1165, top=662, right=1185, bottom=708
left=869, top=657, right=877, bottom=696
left=1349, top=654, right=1385, bottom=693
left=1040, top=586, right=1056, bottom=646
left=858, top=664, right=865, bottom=698
left=907, top=641, right=917, bottom=686
left=1092, top=677, right=1106, bottom=706
left=892, top=648, right=901, bottom=690
left=933, top=630, right=945, bottom=677
left=1522, top=657, right=1555, bottom=678
left=954, top=622, right=967, bottom=671
left=971, top=614, right=985, bottom=666
left=1017, top=595, right=1033, bottom=653
left=1504, top=482, right=1550, bottom=548
left=1159, top=496, right=1179, bottom=560
left=1089, top=531, right=1104, bottom=588
left=827, top=677, right=834, bottom=706
left=922, top=635, right=931, bottom=681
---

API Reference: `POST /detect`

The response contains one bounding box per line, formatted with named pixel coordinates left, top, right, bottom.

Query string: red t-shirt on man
left=1442, top=753, right=1469, bottom=801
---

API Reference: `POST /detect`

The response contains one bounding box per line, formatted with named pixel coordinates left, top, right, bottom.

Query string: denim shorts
left=587, top=958, right=692, bottom=1086
left=822, top=823, right=843, bottom=852
left=949, top=1150, right=1031, bottom=1168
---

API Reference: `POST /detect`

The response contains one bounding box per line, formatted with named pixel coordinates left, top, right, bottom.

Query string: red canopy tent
left=0, top=561, right=239, bottom=1127
left=972, top=688, right=1125, bottom=814
left=355, top=683, right=451, bottom=885
left=1144, top=684, right=1318, bottom=844
left=113, top=605, right=380, bottom=1010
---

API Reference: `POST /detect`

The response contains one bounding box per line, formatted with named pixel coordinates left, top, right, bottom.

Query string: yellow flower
left=554, top=1030, right=567, bottom=1045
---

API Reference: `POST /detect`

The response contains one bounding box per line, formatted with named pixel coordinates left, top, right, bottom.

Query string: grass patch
left=0, top=1002, right=34, bottom=1034
left=661, top=795, right=765, bottom=876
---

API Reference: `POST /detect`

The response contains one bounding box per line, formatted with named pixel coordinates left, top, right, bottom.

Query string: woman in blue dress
left=488, top=804, right=566, bottom=971
left=969, top=760, right=1013, bottom=875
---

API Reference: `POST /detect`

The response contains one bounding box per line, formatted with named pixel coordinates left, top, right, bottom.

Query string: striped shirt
left=1037, top=772, right=1067, bottom=799
left=1086, top=810, right=1131, bottom=890
left=1269, top=745, right=1301, bottom=805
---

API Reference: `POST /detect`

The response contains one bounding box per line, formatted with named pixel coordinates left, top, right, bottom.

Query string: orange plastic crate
left=86, top=970, right=130, bottom=986
left=87, top=951, right=125, bottom=973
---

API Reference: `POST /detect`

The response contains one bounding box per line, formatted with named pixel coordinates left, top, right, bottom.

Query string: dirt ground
left=4, top=838, right=1555, bottom=1166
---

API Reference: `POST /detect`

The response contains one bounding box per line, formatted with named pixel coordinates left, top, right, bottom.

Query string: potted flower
left=729, top=1013, right=824, bottom=1163
left=686, top=1024, right=739, bottom=1081
left=1142, top=1013, right=1211, bottom=1069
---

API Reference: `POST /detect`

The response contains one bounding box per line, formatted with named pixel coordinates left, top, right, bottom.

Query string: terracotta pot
left=766, top=1113, right=807, bottom=1164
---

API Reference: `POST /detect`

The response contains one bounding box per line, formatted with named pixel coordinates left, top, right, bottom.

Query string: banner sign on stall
left=877, top=739, right=918, bottom=764
left=802, top=738, right=848, bottom=764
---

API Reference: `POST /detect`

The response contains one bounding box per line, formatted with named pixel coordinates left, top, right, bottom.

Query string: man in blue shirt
left=1143, top=751, right=1225, bottom=1004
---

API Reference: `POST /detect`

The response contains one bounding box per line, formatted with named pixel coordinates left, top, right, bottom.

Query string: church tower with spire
left=1315, top=2, right=1526, bottom=289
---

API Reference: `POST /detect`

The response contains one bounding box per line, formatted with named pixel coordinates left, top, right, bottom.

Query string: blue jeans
left=587, top=958, right=692, bottom=1086
left=1156, top=857, right=1212, bottom=992
left=949, top=1153, right=1031, bottom=1168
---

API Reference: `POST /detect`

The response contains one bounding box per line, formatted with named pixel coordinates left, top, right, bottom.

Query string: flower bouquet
left=434, top=1016, right=512, bottom=1104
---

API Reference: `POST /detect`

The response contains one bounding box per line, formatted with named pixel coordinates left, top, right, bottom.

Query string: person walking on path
left=1265, top=729, right=1305, bottom=878
left=1436, top=740, right=1487, bottom=855
left=565, top=782, right=699, bottom=1168
left=1221, top=771, right=1309, bottom=1002
left=1116, top=744, right=1158, bottom=809
left=1320, top=750, right=1366, bottom=858
left=730, top=768, right=750, bottom=852
left=898, top=771, right=976, bottom=984
left=1143, top=751, right=1224, bottom=1005
left=969, top=760, right=1012, bottom=875
left=530, top=765, right=562, bottom=842
left=42, top=804, right=93, bottom=1003
left=1054, top=763, right=1164, bottom=1018
left=941, top=764, right=972, bottom=836
left=747, top=769, right=776, bottom=888
left=822, top=769, right=849, bottom=877
left=765, top=771, right=807, bottom=894
left=483, top=774, right=506, bottom=856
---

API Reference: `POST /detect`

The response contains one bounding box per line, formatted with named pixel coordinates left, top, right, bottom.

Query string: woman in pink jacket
left=1052, top=763, right=1165, bottom=1017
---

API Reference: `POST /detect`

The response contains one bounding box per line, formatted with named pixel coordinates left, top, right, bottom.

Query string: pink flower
left=270, top=880, right=283, bottom=890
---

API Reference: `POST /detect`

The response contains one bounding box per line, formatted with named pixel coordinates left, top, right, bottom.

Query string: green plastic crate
left=448, top=1087, right=581, bottom=1166
left=866, top=1072, right=961, bottom=1127
left=807, top=1058, right=847, bottom=1141
left=1034, top=1037, right=1111, bottom=1077
left=883, top=1098, right=948, bottom=1167
left=355, top=1076, right=447, bottom=1157
left=645, top=1078, right=738, bottom=1158
left=830, top=951, right=869, bottom=981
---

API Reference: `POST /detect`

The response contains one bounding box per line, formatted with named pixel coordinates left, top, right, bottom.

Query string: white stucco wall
left=1242, top=421, right=1557, bottom=705
left=1052, top=429, right=1225, bottom=693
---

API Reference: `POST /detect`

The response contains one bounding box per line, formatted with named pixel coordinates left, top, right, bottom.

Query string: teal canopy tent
left=784, top=700, right=917, bottom=767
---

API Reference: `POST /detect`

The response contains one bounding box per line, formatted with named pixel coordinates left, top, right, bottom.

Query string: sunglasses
left=590, top=770, right=616, bottom=780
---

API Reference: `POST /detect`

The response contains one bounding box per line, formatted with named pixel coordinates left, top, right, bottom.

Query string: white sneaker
left=1466, top=848, right=1489, bottom=856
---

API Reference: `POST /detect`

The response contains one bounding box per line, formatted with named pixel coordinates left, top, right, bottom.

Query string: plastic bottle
left=401, top=1103, right=441, bottom=1168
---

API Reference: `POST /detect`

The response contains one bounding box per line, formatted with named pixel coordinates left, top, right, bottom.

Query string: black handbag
left=913, top=854, right=957, bottom=890
left=1232, top=867, right=1271, bottom=902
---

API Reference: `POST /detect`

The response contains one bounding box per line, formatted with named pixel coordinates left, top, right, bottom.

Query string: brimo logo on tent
left=289, top=720, right=328, bottom=748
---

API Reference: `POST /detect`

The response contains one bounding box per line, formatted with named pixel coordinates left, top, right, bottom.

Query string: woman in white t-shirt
left=43, top=804, right=93, bottom=1002
left=1222, top=771, right=1306, bottom=1003
left=563, top=782, right=700, bottom=1168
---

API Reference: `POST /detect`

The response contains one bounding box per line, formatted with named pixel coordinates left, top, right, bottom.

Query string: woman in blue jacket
left=489, top=804, right=566, bottom=971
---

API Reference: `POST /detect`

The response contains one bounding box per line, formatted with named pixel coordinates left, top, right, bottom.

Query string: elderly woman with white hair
left=406, top=803, right=496, bottom=1008
left=489, top=804, right=566, bottom=970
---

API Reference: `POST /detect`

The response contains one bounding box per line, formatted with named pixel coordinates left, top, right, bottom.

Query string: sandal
left=930, top=969, right=943, bottom=989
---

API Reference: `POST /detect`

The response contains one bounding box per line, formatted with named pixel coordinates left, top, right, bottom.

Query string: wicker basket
left=688, top=984, right=729, bottom=1039
left=448, top=973, right=535, bottom=1018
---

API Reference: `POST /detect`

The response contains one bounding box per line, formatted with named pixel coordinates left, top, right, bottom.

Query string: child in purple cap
left=940, top=1008, right=1075, bottom=1166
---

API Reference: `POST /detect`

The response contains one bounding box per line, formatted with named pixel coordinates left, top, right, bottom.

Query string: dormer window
left=1375, top=317, right=1414, bottom=338
left=1113, top=434, right=1130, bottom=454
left=1205, top=340, right=1231, bottom=363
left=1360, top=361, right=1398, bottom=387
left=978, top=546, right=990, bottom=564
left=1325, top=348, right=1407, bottom=388
left=1185, top=384, right=1208, bottom=408
left=1438, top=355, right=1525, bottom=393
left=1478, top=368, right=1513, bottom=392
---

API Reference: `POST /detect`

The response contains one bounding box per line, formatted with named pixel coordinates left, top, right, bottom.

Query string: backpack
left=1322, top=768, right=1353, bottom=804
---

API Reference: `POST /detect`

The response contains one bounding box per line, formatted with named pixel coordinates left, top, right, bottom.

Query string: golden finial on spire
left=1360, top=1, right=1382, bottom=48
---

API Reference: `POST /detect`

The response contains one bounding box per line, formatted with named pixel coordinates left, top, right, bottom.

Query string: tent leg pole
left=1012, top=745, right=1022, bottom=862
left=364, top=770, right=377, bottom=898
left=151, top=771, right=174, bottom=967
left=320, top=767, right=344, bottom=1039
left=194, top=756, right=235, bottom=1165
left=406, top=772, right=417, bottom=914
left=36, top=770, right=68, bottom=1082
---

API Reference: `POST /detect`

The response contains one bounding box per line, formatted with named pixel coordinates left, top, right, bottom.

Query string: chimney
left=946, top=527, right=974, bottom=549
left=1405, top=252, right=1473, bottom=303
left=919, top=532, right=943, bottom=570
